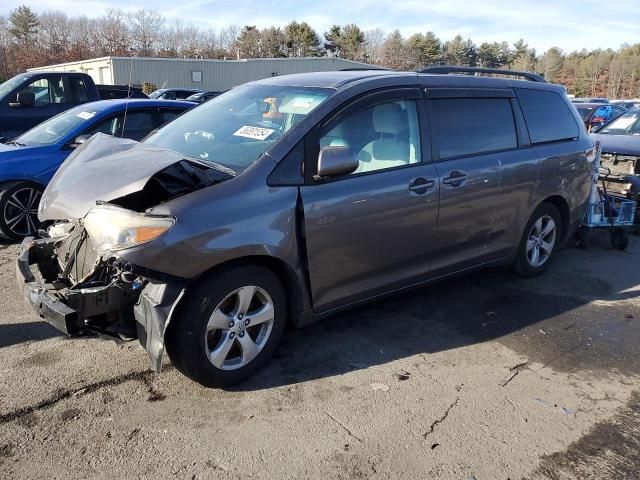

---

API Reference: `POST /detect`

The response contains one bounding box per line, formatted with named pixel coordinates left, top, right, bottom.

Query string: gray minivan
left=18, top=68, right=594, bottom=387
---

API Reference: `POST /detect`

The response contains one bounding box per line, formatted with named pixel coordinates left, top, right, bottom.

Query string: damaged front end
left=17, top=133, right=235, bottom=371
left=17, top=224, right=185, bottom=371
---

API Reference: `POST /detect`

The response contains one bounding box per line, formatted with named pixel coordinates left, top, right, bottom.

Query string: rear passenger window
left=516, top=89, right=579, bottom=144
left=68, top=77, right=89, bottom=103
left=431, top=98, right=517, bottom=159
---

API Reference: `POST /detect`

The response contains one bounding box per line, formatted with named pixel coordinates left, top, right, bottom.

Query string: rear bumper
left=16, top=237, right=185, bottom=371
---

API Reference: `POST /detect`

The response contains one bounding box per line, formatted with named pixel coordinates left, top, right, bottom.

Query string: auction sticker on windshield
left=76, top=111, right=97, bottom=120
left=233, top=126, right=275, bottom=141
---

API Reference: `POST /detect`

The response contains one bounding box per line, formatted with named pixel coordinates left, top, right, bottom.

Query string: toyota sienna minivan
left=17, top=67, right=594, bottom=387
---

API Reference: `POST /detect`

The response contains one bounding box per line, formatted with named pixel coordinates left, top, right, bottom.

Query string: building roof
left=28, top=56, right=376, bottom=70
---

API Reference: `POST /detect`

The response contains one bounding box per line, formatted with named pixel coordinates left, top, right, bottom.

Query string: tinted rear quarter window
left=516, top=89, right=579, bottom=144
left=431, top=98, right=517, bottom=159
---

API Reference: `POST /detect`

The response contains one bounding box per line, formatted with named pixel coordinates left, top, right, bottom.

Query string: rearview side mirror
left=315, top=146, right=359, bottom=179
left=9, top=90, right=35, bottom=108
left=70, top=134, right=92, bottom=148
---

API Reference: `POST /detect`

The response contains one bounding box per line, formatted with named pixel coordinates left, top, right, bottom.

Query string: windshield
left=145, top=84, right=332, bottom=170
left=148, top=90, right=164, bottom=99
left=16, top=105, right=103, bottom=146
left=598, top=109, right=640, bottom=136
left=0, top=73, right=29, bottom=100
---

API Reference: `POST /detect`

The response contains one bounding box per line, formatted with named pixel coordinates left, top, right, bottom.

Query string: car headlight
left=83, top=205, right=174, bottom=254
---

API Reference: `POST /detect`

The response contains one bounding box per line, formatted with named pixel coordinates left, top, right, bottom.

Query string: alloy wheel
left=204, top=285, right=275, bottom=371
left=3, top=186, right=41, bottom=237
left=526, top=214, right=556, bottom=268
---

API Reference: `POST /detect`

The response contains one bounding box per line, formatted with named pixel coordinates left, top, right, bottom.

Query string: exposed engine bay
left=31, top=223, right=145, bottom=339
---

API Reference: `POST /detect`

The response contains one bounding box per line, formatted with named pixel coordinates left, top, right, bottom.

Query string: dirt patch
left=529, top=391, right=640, bottom=479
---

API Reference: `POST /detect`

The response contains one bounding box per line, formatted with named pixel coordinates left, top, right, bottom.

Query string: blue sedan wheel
left=0, top=182, right=43, bottom=240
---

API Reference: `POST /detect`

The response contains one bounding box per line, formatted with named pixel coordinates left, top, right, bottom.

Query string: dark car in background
left=571, top=97, right=609, bottom=104
left=18, top=68, right=593, bottom=387
left=612, top=100, right=640, bottom=110
left=150, top=88, right=205, bottom=100
left=97, top=85, right=148, bottom=100
left=0, top=99, right=194, bottom=239
left=574, top=102, right=627, bottom=131
left=186, top=91, right=224, bottom=103
left=0, top=72, right=102, bottom=139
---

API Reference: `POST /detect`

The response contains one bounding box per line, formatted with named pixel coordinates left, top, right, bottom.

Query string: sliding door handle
left=409, top=177, right=435, bottom=194
left=442, top=171, right=467, bottom=187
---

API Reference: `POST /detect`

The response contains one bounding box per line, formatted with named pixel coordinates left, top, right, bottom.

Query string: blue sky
left=2, top=0, right=639, bottom=53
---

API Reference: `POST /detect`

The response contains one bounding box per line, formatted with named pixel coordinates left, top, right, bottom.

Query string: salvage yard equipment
left=578, top=141, right=637, bottom=250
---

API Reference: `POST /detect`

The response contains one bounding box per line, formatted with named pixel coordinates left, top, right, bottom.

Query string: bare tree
left=127, top=9, right=165, bottom=56
left=0, top=16, right=12, bottom=80
left=219, top=25, right=241, bottom=58
left=364, top=28, right=385, bottom=64
left=38, top=11, right=73, bottom=62
left=96, top=9, right=130, bottom=56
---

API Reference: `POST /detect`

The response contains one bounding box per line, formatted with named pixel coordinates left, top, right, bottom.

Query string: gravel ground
left=1, top=232, right=639, bottom=479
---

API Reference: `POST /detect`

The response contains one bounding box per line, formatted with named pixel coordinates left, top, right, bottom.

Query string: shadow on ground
left=233, top=252, right=640, bottom=391
left=0, top=322, right=61, bottom=348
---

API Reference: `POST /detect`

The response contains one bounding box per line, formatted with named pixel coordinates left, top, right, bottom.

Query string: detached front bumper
left=16, top=238, right=81, bottom=335
left=16, top=237, right=185, bottom=371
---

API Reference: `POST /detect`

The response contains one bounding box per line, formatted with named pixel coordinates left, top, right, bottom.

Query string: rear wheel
left=165, top=265, right=286, bottom=387
left=0, top=182, right=43, bottom=241
left=610, top=227, right=629, bottom=251
left=513, top=203, right=562, bottom=277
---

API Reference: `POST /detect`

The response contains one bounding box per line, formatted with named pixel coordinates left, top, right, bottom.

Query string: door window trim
left=303, top=87, right=430, bottom=185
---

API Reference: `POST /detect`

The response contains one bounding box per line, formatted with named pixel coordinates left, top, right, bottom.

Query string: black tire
left=513, top=202, right=562, bottom=277
left=165, top=265, right=287, bottom=388
left=610, top=227, right=629, bottom=251
left=575, top=227, right=590, bottom=250
left=0, top=181, right=43, bottom=241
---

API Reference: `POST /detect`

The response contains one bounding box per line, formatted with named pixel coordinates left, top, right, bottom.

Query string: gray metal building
left=28, top=56, right=377, bottom=91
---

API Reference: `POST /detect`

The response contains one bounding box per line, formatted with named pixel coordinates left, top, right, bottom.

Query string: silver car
left=18, top=68, right=594, bottom=387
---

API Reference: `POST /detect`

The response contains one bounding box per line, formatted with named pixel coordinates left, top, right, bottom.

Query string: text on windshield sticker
left=233, top=125, right=275, bottom=140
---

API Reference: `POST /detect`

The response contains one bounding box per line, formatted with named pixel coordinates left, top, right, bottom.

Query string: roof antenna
left=121, top=56, right=134, bottom=138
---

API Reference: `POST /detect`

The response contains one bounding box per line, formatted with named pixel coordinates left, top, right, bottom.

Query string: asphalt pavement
left=1, top=232, right=639, bottom=479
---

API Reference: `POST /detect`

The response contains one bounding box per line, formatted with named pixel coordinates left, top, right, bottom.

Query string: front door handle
left=409, top=177, right=435, bottom=195
left=442, top=170, right=467, bottom=187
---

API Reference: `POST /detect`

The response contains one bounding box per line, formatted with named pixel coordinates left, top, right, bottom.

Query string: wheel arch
left=540, top=194, right=571, bottom=241
left=177, top=254, right=306, bottom=328
left=0, top=179, right=47, bottom=190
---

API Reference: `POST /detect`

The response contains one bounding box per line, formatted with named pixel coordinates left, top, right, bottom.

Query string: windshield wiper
left=183, top=154, right=237, bottom=177
left=7, top=140, right=26, bottom=147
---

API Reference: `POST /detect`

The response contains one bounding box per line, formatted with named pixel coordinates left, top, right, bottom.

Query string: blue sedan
left=0, top=99, right=194, bottom=239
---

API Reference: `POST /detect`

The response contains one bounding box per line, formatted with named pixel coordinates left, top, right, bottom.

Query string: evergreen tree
left=407, top=31, right=442, bottom=68
left=9, top=6, right=39, bottom=44
left=284, top=21, right=321, bottom=57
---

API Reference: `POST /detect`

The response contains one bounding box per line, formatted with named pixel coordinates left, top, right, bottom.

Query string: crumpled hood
left=591, top=133, right=640, bottom=156
left=39, top=133, right=188, bottom=221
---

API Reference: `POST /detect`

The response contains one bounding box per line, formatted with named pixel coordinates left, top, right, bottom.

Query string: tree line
left=1, top=5, right=639, bottom=99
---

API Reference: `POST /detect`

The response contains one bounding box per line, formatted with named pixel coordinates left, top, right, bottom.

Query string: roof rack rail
left=418, top=66, right=547, bottom=83
left=339, top=67, right=390, bottom=71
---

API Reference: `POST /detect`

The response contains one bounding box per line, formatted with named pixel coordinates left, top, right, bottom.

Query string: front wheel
left=513, top=203, right=562, bottom=277
left=0, top=182, right=43, bottom=241
left=165, top=265, right=287, bottom=388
